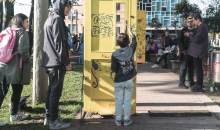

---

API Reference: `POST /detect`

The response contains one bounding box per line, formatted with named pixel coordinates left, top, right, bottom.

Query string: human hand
left=66, top=63, right=72, bottom=71
left=182, top=50, right=187, bottom=55
left=184, top=32, right=190, bottom=37
left=128, top=26, right=133, bottom=35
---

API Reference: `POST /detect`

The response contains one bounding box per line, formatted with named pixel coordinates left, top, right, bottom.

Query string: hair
left=8, top=13, right=28, bottom=29
left=193, top=14, right=202, bottom=21
left=165, top=30, right=169, bottom=34
left=65, top=1, right=72, bottom=7
left=187, top=16, right=192, bottom=21
left=117, top=33, right=129, bottom=47
left=146, top=35, right=150, bottom=40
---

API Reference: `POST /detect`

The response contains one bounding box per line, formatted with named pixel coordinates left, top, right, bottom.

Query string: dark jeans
left=45, top=65, right=66, bottom=121
left=194, top=57, right=203, bottom=86
left=145, top=50, right=154, bottom=61
left=0, top=77, right=23, bottom=115
left=179, top=54, right=194, bottom=84
left=158, top=53, right=168, bottom=66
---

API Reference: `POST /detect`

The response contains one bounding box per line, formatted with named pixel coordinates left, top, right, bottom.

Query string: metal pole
left=71, top=11, right=73, bottom=34
left=76, top=9, right=78, bottom=35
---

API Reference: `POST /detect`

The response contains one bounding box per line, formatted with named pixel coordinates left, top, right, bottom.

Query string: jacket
left=164, top=35, right=172, bottom=48
left=42, top=0, right=70, bottom=67
left=0, top=25, right=31, bottom=85
left=187, top=22, right=208, bottom=59
left=111, top=35, right=137, bottom=83
left=177, top=27, right=195, bottom=60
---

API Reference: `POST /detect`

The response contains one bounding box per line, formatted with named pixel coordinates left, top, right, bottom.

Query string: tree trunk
left=0, top=1, right=3, bottom=31
left=4, top=0, right=14, bottom=29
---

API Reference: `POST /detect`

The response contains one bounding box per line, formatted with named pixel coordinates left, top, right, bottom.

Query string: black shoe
left=178, top=83, right=189, bottom=89
left=189, top=81, right=195, bottom=87
left=162, top=66, right=167, bottom=69
left=190, top=84, right=204, bottom=92
left=155, top=61, right=159, bottom=64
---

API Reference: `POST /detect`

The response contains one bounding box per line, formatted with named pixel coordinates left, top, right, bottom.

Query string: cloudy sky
left=13, top=0, right=207, bottom=17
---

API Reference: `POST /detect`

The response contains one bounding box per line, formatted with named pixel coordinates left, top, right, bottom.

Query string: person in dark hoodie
left=111, top=26, right=137, bottom=126
left=177, top=16, right=196, bottom=89
left=42, top=0, right=72, bottom=129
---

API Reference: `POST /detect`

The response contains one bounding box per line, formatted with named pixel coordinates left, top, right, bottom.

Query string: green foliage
left=149, top=18, right=162, bottom=29
left=174, top=0, right=201, bottom=21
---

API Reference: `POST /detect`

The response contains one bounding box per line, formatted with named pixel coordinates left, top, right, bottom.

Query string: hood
left=113, top=46, right=133, bottom=61
left=53, top=0, right=69, bottom=19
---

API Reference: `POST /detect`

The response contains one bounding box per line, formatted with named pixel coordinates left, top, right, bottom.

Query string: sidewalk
left=70, top=63, right=220, bottom=130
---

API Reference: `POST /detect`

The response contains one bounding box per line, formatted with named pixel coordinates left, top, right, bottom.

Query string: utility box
left=84, top=0, right=137, bottom=115
left=136, top=10, right=146, bottom=63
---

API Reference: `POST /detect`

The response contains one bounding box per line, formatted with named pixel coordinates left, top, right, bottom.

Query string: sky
left=13, top=0, right=207, bottom=17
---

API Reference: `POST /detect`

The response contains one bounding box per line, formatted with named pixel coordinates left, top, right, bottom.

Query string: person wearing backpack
left=0, top=13, right=31, bottom=126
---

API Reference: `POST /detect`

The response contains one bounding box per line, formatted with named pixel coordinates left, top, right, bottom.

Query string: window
left=116, top=27, right=120, bottom=35
left=68, top=24, right=76, bottom=32
left=143, top=4, right=146, bottom=10
left=116, top=15, right=120, bottom=22
left=146, top=7, right=151, bottom=11
left=116, top=3, right=120, bottom=10
left=162, top=7, right=166, bottom=11
left=143, top=0, right=148, bottom=3
left=68, top=10, right=76, bottom=19
left=140, top=3, right=142, bottom=10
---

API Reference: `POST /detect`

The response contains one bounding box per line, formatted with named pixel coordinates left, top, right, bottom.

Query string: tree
left=174, top=0, right=201, bottom=26
left=0, top=0, right=3, bottom=31
left=148, top=18, right=162, bottom=38
left=203, top=0, right=220, bottom=45
left=4, top=0, right=14, bottom=29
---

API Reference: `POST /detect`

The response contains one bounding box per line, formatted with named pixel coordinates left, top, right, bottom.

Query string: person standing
left=111, top=26, right=137, bottom=126
left=145, top=37, right=158, bottom=64
left=177, top=16, right=195, bottom=89
left=0, top=13, right=31, bottom=125
left=79, top=27, right=84, bottom=64
left=42, top=0, right=72, bottom=129
left=184, top=14, right=208, bottom=92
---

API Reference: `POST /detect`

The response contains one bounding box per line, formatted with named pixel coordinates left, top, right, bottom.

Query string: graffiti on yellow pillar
left=136, top=11, right=146, bottom=63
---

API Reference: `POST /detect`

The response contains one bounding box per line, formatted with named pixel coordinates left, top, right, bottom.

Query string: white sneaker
left=145, top=61, right=151, bottom=64
left=0, top=120, right=6, bottom=126
left=151, top=64, right=159, bottom=68
left=45, top=117, right=63, bottom=126
left=10, top=114, right=29, bottom=122
left=49, top=118, right=71, bottom=129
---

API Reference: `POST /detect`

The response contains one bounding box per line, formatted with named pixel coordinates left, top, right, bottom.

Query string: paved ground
left=68, top=63, right=220, bottom=130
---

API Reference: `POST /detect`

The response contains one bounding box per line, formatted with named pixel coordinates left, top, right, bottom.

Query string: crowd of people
left=0, top=0, right=208, bottom=128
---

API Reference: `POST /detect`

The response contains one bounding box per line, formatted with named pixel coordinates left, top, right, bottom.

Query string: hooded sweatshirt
left=42, top=0, right=70, bottom=67
left=111, top=35, right=137, bottom=83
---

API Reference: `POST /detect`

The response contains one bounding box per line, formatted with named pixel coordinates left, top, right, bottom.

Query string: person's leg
left=73, top=44, right=76, bottom=53
left=179, top=55, right=187, bottom=84
left=145, top=51, right=149, bottom=61
left=123, top=79, right=134, bottom=121
left=163, top=53, right=168, bottom=66
left=114, top=82, right=124, bottom=122
left=0, top=77, right=10, bottom=108
left=45, top=68, right=53, bottom=119
left=194, top=57, right=203, bottom=86
left=49, top=65, right=66, bottom=122
left=10, top=84, right=23, bottom=115
left=187, top=55, right=195, bottom=84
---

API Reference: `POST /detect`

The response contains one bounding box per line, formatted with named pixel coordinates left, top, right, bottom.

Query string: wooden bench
left=169, top=60, right=181, bottom=70
left=149, top=54, right=158, bottom=63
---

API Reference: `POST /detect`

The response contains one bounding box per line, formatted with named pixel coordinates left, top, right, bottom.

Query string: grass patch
left=0, top=62, right=83, bottom=130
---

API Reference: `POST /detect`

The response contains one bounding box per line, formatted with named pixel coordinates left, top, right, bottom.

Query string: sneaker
left=151, top=64, right=159, bottom=68
left=145, top=61, right=151, bottom=64
left=49, top=118, right=71, bottom=129
left=115, top=120, right=121, bottom=126
left=124, top=119, right=133, bottom=126
left=190, top=84, right=204, bottom=92
left=189, top=81, right=196, bottom=87
left=155, top=61, right=160, bottom=64
left=178, top=83, right=189, bottom=89
left=10, top=113, right=29, bottom=122
left=0, top=120, right=6, bottom=126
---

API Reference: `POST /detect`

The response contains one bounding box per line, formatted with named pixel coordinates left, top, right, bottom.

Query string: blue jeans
left=73, top=44, right=77, bottom=52
left=114, top=79, right=134, bottom=121
left=79, top=44, right=84, bottom=54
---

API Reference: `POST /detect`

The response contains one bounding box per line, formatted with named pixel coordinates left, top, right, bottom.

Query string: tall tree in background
left=0, top=0, right=3, bottom=31
left=148, top=18, right=162, bottom=38
left=4, top=0, right=14, bottom=29
left=174, top=0, right=201, bottom=26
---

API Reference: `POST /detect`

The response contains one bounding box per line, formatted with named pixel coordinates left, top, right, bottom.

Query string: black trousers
left=179, top=54, right=194, bottom=84
left=145, top=50, right=154, bottom=61
left=0, top=77, right=23, bottom=115
left=194, top=57, right=203, bottom=86
left=158, top=53, right=168, bottom=66
left=45, top=65, right=66, bottom=121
